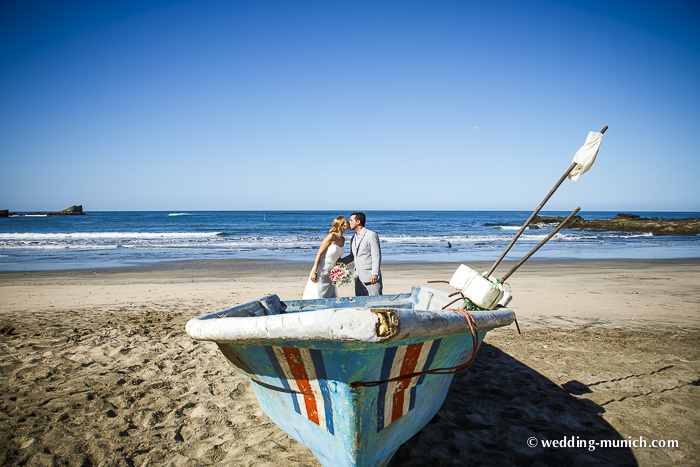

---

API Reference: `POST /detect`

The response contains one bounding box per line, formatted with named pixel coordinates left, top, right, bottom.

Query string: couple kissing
left=302, top=212, right=382, bottom=299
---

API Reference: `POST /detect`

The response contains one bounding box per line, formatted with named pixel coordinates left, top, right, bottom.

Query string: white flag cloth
left=568, top=131, right=603, bottom=182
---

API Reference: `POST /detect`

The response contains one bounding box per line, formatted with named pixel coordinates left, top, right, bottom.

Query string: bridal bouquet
left=330, top=263, right=353, bottom=287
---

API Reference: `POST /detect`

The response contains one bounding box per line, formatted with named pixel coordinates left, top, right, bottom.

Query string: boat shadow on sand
left=389, top=342, right=638, bottom=467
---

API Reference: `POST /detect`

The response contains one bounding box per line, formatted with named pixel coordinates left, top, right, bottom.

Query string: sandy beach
left=1, top=258, right=698, bottom=466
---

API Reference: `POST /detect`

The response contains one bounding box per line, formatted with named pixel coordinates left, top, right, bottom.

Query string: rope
left=441, top=293, right=486, bottom=311
left=441, top=295, right=467, bottom=310
left=350, top=309, right=480, bottom=388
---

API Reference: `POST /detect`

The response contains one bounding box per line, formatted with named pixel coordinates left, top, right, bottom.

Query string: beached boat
left=186, top=286, right=515, bottom=467
left=184, top=126, right=608, bottom=466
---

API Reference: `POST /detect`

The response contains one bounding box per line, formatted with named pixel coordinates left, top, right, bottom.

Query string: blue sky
left=1, top=0, right=698, bottom=212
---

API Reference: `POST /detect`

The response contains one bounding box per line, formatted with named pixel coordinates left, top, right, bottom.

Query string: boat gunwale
left=185, top=287, right=516, bottom=344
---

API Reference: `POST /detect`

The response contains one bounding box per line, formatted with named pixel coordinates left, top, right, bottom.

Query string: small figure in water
left=446, top=242, right=452, bottom=248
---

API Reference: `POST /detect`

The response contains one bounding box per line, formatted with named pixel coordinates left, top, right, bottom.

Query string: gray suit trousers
left=354, top=277, right=383, bottom=296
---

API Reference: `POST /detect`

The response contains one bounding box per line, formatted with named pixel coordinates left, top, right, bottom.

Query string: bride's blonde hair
left=329, top=216, right=347, bottom=234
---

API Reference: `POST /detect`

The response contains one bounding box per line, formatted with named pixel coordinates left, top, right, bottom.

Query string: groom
left=341, top=212, right=383, bottom=296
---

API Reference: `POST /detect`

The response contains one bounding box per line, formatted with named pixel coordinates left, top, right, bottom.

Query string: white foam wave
left=168, top=213, right=191, bottom=216
left=0, top=230, right=655, bottom=255
left=379, top=234, right=577, bottom=244
left=0, top=232, right=221, bottom=240
left=617, top=232, right=654, bottom=238
left=0, top=233, right=322, bottom=251
left=0, top=244, right=123, bottom=250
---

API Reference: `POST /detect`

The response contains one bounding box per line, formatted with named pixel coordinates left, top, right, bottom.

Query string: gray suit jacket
left=342, top=228, right=382, bottom=283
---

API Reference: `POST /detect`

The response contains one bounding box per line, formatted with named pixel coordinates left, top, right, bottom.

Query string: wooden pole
left=501, top=207, right=581, bottom=281
left=485, top=125, right=607, bottom=278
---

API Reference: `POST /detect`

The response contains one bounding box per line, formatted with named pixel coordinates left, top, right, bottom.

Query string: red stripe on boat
left=391, top=342, right=423, bottom=422
left=283, top=347, right=320, bottom=425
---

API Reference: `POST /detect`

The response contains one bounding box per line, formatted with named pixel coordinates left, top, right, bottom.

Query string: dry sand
left=0, top=258, right=698, bottom=466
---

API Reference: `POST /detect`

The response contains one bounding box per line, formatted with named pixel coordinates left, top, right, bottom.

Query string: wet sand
left=0, top=258, right=698, bottom=466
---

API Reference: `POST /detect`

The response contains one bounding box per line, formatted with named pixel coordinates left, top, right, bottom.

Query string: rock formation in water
left=1, top=205, right=85, bottom=217
left=530, top=213, right=700, bottom=236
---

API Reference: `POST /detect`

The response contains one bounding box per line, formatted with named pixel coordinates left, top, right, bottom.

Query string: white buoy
left=449, top=265, right=512, bottom=310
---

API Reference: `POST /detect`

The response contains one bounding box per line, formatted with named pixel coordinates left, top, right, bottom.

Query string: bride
left=302, top=216, right=349, bottom=299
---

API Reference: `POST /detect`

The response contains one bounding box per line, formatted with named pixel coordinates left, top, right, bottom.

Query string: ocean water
left=0, top=211, right=698, bottom=271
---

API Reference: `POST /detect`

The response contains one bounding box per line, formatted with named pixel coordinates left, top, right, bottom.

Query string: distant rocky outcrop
left=530, top=213, right=700, bottom=236
left=55, top=205, right=84, bottom=215
left=1, top=205, right=85, bottom=217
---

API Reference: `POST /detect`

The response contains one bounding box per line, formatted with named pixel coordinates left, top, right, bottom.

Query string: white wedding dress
left=302, top=243, right=344, bottom=299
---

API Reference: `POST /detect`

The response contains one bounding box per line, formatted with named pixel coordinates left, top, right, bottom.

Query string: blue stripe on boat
left=310, top=348, right=335, bottom=435
left=376, top=346, right=397, bottom=433
left=417, top=338, right=442, bottom=385
left=409, top=385, right=417, bottom=411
